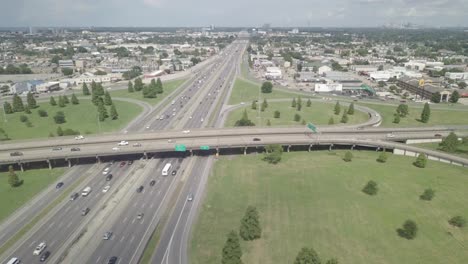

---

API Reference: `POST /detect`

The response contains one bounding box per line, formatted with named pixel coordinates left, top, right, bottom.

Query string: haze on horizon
left=1, top=0, right=467, bottom=28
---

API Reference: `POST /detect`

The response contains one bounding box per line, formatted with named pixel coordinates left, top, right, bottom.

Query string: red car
left=119, top=161, right=126, bottom=167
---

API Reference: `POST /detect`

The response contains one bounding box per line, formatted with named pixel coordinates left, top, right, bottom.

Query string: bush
left=343, top=151, right=353, bottom=162
left=413, top=153, right=427, bottom=168
left=19, top=115, right=28, bottom=122
left=294, top=113, right=301, bottom=122
left=53, top=111, right=66, bottom=124
left=261, top=81, right=273, bottom=93
left=38, top=109, right=48, bottom=117
left=376, top=151, right=388, bottom=163
left=63, top=128, right=80, bottom=136
left=274, top=110, right=280, bottom=118
left=25, top=121, right=33, bottom=127
left=419, top=188, right=435, bottom=201
left=448, top=216, right=466, bottom=228
left=362, top=180, right=378, bottom=195
left=397, top=220, right=418, bottom=239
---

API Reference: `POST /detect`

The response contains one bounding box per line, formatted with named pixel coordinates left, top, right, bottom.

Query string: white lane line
left=150, top=202, right=154, bottom=209
left=64, top=206, right=71, bottom=213
left=157, top=190, right=161, bottom=195
left=130, top=235, right=135, bottom=243
left=50, top=241, right=56, bottom=248
left=132, top=218, right=136, bottom=224
left=57, top=221, right=64, bottom=229
left=66, top=221, right=73, bottom=228
left=120, top=236, right=125, bottom=243
left=133, top=202, right=138, bottom=207
left=140, top=218, right=145, bottom=225
left=46, top=221, right=55, bottom=230
left=29, top=240, right=36, bottom=247
left=141, top=203, right=146, bottom=209
left=122, top=217, right=128, bottom=223
left=95, top=256, right=101, bottom=263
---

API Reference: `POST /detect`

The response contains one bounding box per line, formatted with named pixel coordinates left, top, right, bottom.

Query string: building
left=58, top=60, right=74, bottom=68
left=445, top=72, right=468, bottom=80
left=318, top=65, right=332, bottom=75
left=314, top=83, right=343, bottom=92
left=350, top=65, right=378, bottom=72
left=264, top=67, right=282, bottom=80
left=144, top=70, right=164, bottom=79
left=10, top=80, right=44, bottom=94
left=369, top=71, right=393, bottom=81
left=404, top=61, right=426, bottom=71
left=397, top=78, right=454, bottom=101
left=36, top=82, right=60, bottom=93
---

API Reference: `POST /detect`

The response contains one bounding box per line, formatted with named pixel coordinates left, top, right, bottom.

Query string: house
left=318, top=65, right=332, bottom=75
left=10, top=80, right=44, bottom=94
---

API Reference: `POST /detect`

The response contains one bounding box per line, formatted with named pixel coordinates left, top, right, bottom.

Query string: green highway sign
left=200, top=145, right=210, bottom=150
left=307, top=123, right=317, bottom=133
left=175, top=144, right=187, bottom=152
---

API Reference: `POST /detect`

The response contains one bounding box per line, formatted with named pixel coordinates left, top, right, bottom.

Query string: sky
left=1, top=0, right=467, bottom=27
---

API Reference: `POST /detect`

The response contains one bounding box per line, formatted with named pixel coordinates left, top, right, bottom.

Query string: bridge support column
left=329, top=144, right=333, bottom=151
left=18, top=163, right=24, bottom=172
left=244, top=147, right=247, bottom=155
left=351, top=145, right=355, bottom=150
left=287, top=145, right=291, bottom=153
left=308, top=144, right=313, bottom=152
left=46, top=160, right=52, bottom=170
left=143, top=151, right=148, bottom=160
left=376, top=147, right=381, bottom=152
left=190, top=149, right=193, bottom=157
left=68, top=159, right=71, bottom=168
left=96, top=156, right=101, bottom=163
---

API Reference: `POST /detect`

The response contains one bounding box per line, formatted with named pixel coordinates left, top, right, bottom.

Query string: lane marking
left=95, top=256, right=101, bottom=263
left=122, top=217, right=128, bottom=223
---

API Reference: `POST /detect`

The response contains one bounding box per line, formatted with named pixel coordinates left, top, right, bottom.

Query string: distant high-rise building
left=210, top=24, right=215, bottom=30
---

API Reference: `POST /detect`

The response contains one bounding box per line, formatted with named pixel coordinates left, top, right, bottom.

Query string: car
left=128, top=160, right=133, bottom=165
left=137, top=213, right=144, bottom=220
left=10, top=151, right=23, bottom=157
left=119, top=161, right=126, bottom=167
left=133, top=143, right=142, bottom=147
left=52, top=147, right=62, bottom=151
left=182, top=130, right=190, bottom=134
left=71, top=147, right=80, bottom=152
left=81, top=207, right=90, bottom=216
left=56, top=182, right=64, bottom=189
left=102, top=167, right=110, bottom=175
left=167, top=139, right=173, bottom=143
left=434, top=133, right=442, bottom=137
left=74, top=135, right=84, bottom=140
left=200, top=118, right=204, bottom=122
left=386, top=133, right=395, bottom=138
left=106, top=174, right=113, bottom=181
left=102, top=185, right=111, bottom=193
left=33, top=242, right=46, bottom=255
left=107, top=256, right=118, bottom=264
left=103, top=231, right=113, bottom=240
left=171, top=170, right=177, bottom=176
left=70, top=193, right=79, bottom=201
left=112, top=147, right=120, bottom=151
left=136, top=186, right=144, bottom=193
left=40, top=251, right=50, bottom=262
left=149, top=180, right=156, bottom=186
left=117, top=141, right=128, bottom=146
left=253, top=138, right=261, bottom=141
left=187, top=194, right=194, bottom=201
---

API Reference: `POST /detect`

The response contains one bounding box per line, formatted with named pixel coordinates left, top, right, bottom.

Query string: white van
left=81, top=186, right=92, bottom=196
left=6, top=258, right=20, bottom=264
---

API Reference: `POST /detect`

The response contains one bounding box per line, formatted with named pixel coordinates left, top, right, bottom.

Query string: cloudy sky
left=1, top=0, right=467, bottom=27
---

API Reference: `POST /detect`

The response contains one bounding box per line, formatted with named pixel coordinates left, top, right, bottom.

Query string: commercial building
left=318, top=65, right=332, bottom=75
left=36, top=82, right=60, bottom=93
left=10, top=80, right=44, bottom=94
left=314, top=83, right=343, bottom=92
left=445, top=72, right=468, bottom=80
left=58, top=60, right=74, bottom=68
left=397, top=78, right=454, bottom=102
left=264, top=67, right=282, bottom=80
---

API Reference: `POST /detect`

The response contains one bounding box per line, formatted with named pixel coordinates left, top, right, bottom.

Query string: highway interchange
left=1, top=37, right=468, bottom=264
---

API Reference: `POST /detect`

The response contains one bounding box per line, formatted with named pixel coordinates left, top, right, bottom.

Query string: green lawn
left=415, top=142, right=468, bottom=160
left=109, top=78, right=187, bottom=105
left=360, top=103, right=468, bottom=127
left=225, top=101, right=369, bottom=127
left=0, top=99, right=142, bottom=140
left=0, top=168, right=65, bottom=222
left=228, top=78, right=297, bottom=105
left=191, top=151, right=468, bottom=264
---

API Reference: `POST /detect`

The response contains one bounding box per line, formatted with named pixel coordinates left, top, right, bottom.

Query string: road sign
left=307, top=123, right=317, bottom=133
left=174, top=144, right=186, bottom=152
left=200, top=145, right=210, bottom=150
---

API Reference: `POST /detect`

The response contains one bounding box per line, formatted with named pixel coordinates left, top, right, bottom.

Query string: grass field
left=0, top=168, right=64, bottom=222
left=191, top=151, right=468, bottom=264
left=359, top=103, right=468, bottom=127
left=0, top=99, right=142, bottom=140
left=228, top=78, right=297, bottom=105
left=225, top=101, right=369, bottom=127
left=415, top=142, right=468, bottom=160
left=109, top=78, right=187, bottom=105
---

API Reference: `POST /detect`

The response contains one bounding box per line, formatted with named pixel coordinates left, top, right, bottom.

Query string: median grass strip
left=228, top=78, right=296, bottom=105
left=0, top=170, right=88, bottom=256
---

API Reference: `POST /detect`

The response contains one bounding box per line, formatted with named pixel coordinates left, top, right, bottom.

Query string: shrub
left=343, top=151, right=353, bottom=162
left=448, top=216, right=466, bottom=228
left=419, top=188, right=435, bottom=201
left=38, top=109, right=48, bottom=117
left=413, top=153, right=427, bottom=168
left=397, top=220, right=418, bottom=239
left=362, top=180, right=378, bottom=195
left=19, top=115, right=28, bottom=122
left=377, top=151, right=388, bottom=163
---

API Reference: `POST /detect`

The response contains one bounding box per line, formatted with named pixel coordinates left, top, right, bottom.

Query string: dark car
left=107, top=256, right=118, bottom=264
left=171, top=170, right=177, bottom=176
left=128, top=160, right=133, bottom=165
left=52, top=147, right=62, bottom=151
left=136, top=186, right=144, bottom=193
left=106, top=174, right=113, bottom=181
left=434, top=134, right=442, bottom=137
left=71, top=147, right=80, bottom=152
left=10, top=151, right=23, bottom=157
left=70, top=193, right=79, bottom=201
left=40, top=251, right=51, bottom=262
left=56, top=182, right=64, bottom=189
left=81, top=207, right=90, bottom=216
left=149, top=180, right=156, bottom=186
left=253, top=138, right=261, bottom=141
left=119, top=161, right=126, bottom=167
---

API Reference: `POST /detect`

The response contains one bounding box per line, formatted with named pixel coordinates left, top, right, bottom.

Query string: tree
left=97, top=101, right=108, bottom=121
left=24, top=105, right=31, bottom=114
left=306, top=98, right=312, bottom=107
left=38, top=109, right=48, bottom=117
left=450, top=90, right=460, bottom=103
left=420, top=188, right=435, bottom=201
left=328, top=117, right=334, bottom=125
left=420, top=102, right=430, bottom=123
left=3, top=102, right=13, bottom=114
left=292, top=98, right=297, bottom=108
left=262, top=99, right=268, bottom=109
left=56, top=126, right=64, bottom=136
left=431, top=92, right=441, bottom=103
left=439, top=132, right=460, bottom=152
left=347, top=102, right=354, bottom=115
left=61, top=68, right=73, bottom=76
left=448, top=216, right=466, bottom=228
left=397, top=220, right=418, bottom=239
left=110, top=104, right=119, bottom=120
left=95, top=82, right=105, bottom=96
left=261, top=81, right=273, bottom=93
left=343, top=151, right=353, bottom=162
left=340, top=110, right=348, bottom=123
left=19, top=115, right=28, bottom=122
left=155, top=78, right=163, bottom=94
left=104, top=91, right=113, bottom=105
left=396, top=104, right=409, bottom=117
left=378, top=65, right=384, bottom=71
left=221, top=231, right=243, bottom=264
left=326, top=259, right=338, bottom=264
left=134, top=77, right=144, bottom=92
left=362, top=180, right=378, bottom=195
left=239, top=206, right=262, bottom=241
left=377, top=151, right=388, bottom=163
left=334, top=101, right=341, bottom=115
left=26, top=92, right=37, bottom=108
left=393, top=114, right=400, bottom=124
left=71, top=93, right=79, bottom=105
left=378, top=81, right=386, bottom=87
left=128, top=81, right=134, bottom=93
left=12, top=94, right=24, bottom=112
left=58, top=95, right=66, bottom=107
left=8, top=165, right=21, bottom=187
left=234, top=110, right=255, bottom=126
left=413, top=153, right=427, bottom=168
left=458, top=82, right=467, bottom=89
left=91, top=93, right=100, bottom=106
left=53, top=111, right=66, bottom=124
left=251, top=100, right=257, bottom=110
left=63, top=95, right=70, bottom=104
left=293, top=247, right=321, bottom=264
left=82, top=83, right=90, bottom=95
left=263, top=144, right=283, bottom=164
left=294, top=113, right=301, bottom=122
left=274, top=110, right=280, bottom=118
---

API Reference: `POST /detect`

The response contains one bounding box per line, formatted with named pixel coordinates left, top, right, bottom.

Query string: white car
left=102, top=167, right=110, bottom=175
left=112, top=147, right=120, bottom=151
left=33, top=242, right=46, bottom=255
left=75, top=135, right=84, bottom=140
left=182, top=130, right=190, bottom=134
left=102, top=185, right=111, bottom=193
left=386, top=133, right=395, bottom=138
left=117, top=141, right=129, bottom=146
